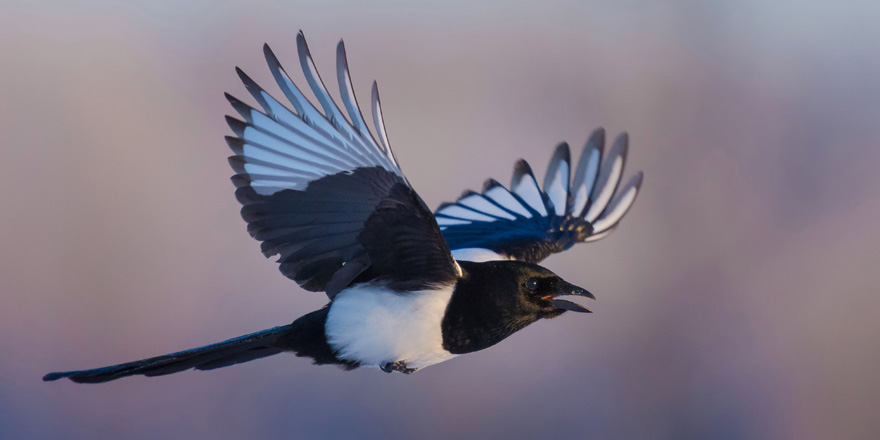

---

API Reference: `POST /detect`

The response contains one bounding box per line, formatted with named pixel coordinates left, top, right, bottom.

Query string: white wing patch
left=226, top=32, right=404, bottom=196
left=585, top=133, right=627, bottom=222
left=484, top=185, right=532, bottom=217
left=590, top=171, right=643, bottom=232
left=451, top=248, right=508, bottom=262
left=543, top=144, right=571, bottom=217
left=436, top=205, right=498, bottom=222
left=436, top=217, right=472, bottom=226
left=457, top=194, right=516, bottom=220
left=511, top=161, right=549, bottom=216
left=437, top=129, right=642, bottom=245
left=571, top=142, right=601, bottom=216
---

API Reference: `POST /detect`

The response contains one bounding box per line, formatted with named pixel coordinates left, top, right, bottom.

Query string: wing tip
left=458, top=189, right=479, bottom=200
left=436, top=201, right=455, bottom=212
left=337, top=39, right=346, bottom=56
left=263, top=43, right=280, bottom=67
left=482, top=178, right=501, bottom=192
left=225, top=93, right=253, bottom=121
left=235, top=66, right=257, bottom=89
left=224, top=91, right=240, bottom=105
left=553, top=142, right=571, bottom=160
left=612, top=132, right=629, bottom=157
left=224, top=136, right=244, bottom=154
left=371, top=81, right=381, bottom=103
left=547, top=142, right=571, bottom=172
left=512, top=159, right=534, bottom=183
left=546, top=143, right=571, bottom=177
left=585, top=127, right=607, bottom=155
left=296, top=31, right=309, bottom=55
left=225, top=115, right=247, bottom=137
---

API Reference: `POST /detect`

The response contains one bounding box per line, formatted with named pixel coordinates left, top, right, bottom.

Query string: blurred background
left=2, top=0, right=879, bottom=439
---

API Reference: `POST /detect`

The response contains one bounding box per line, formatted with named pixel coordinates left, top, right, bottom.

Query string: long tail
left=43, top=325, right=292, bottom=384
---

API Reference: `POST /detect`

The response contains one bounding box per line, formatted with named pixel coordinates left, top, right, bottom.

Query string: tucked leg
left=381, top=361, right=418, bottom=374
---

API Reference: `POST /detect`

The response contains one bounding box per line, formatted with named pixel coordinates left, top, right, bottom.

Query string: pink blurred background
left=2, top=1, right=879, bottom=439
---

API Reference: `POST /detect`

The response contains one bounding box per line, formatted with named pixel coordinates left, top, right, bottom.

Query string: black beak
left=549, top=281, right=595, bottom=313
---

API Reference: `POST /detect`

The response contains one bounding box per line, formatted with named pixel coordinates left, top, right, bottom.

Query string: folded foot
left=381, top=361, right=418, bottom=374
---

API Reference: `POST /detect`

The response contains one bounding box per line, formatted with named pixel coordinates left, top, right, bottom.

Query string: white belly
left=325, top=283, right=458, bottom=370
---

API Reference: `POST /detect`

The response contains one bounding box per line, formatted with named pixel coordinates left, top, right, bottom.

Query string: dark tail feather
left=43, top=325, right=292, bottom=384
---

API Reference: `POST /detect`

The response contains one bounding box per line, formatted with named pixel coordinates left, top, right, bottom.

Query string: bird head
left=506, top=262, right=595, bottom=319
left=442, top=260, right=595, bottom=354
left=453, top=260, right=594, bottom=320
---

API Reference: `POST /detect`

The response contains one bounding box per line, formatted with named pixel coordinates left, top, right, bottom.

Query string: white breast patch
left=325, top=283, right=458, bottom=370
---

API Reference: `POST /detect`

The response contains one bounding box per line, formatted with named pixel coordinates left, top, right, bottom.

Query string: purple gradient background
left=2, top=1, right=879, bottom=439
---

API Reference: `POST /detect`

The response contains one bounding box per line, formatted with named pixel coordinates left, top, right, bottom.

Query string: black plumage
left=442, top=261, right=575, bottom=354
left=43, top=326, right=290, bottom=384
left=233, top=165, right=457, bottom=296
left=44, top=31, right=641, bottom=384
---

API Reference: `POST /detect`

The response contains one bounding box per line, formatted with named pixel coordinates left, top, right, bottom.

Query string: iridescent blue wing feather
left=437, top=129, right=643, bottom=263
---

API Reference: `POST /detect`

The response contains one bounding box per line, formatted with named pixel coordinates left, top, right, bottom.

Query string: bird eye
left=525, top=278, right=539, bottom=291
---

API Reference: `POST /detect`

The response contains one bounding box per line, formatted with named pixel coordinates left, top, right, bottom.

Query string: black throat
left=441, top=261, right=540, bottom=354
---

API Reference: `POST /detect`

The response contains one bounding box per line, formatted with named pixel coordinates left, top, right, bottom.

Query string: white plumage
left=325, top=283, right=459, bottom=370
left=511, top=168, right=549, bottom=216
left=451, top=248, right=508, bottom=263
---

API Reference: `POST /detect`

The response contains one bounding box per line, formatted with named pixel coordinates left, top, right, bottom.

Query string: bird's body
left=326, top=282, right=458, bottom=371
left=44, top=32, right=643, bottom=384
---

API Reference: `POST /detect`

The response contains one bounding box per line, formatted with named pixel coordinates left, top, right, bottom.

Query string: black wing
left=436, top=129, right=643, bottom=263
left=226, top=32, right=458, bottom=298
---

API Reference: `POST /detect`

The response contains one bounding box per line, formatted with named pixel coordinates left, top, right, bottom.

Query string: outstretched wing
left=436, top=129, right=643, bottom=264
left=226, top=32, right=458, bottom=298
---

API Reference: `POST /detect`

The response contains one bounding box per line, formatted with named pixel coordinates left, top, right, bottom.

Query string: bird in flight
left=44, top=32, right=642, bottom=383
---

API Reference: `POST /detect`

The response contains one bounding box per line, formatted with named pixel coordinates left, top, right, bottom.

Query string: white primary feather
left=457, top=194, right=517, bottom=220
left=511, top=171, right=548, bottom=216
left=585, top=154, right=623, bottom=221
left=451, top=248, right=507, bottom=262
left=571, top=146, right=600, bottom=216
left=484, top=186, right=531, bottom=217
left=585, top=133, right=627, bottom=222
left=371, top=83, right=391, bottom=154
left=336, top=41, right=380, bottom=150
left=591, top=171, right=643, bottom=233
left=326, top=283, right=458, bottom=370
left=240, top=143, right=315, bottom=171
left=436, top=217, right=472, bottom=227
left=436, top=205, right=497, bottom=222
left=543, top=145, right=570, bottom=217
left=229, top=37, right=412, bottom=196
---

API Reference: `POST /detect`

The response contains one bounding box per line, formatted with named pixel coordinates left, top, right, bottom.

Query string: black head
left=442, top=260, right=594, bottom=354
left=501, top=260, right=595, bottom=319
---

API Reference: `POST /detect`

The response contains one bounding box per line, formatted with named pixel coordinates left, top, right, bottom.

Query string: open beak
left=548, top=281, right=595, bottom=313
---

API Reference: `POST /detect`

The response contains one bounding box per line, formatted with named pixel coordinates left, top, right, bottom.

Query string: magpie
left=44, top=32, right=642, bottom=383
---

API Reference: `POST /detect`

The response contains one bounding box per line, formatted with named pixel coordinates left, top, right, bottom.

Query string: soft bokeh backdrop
left=2, top=1, right=879, bottom=439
